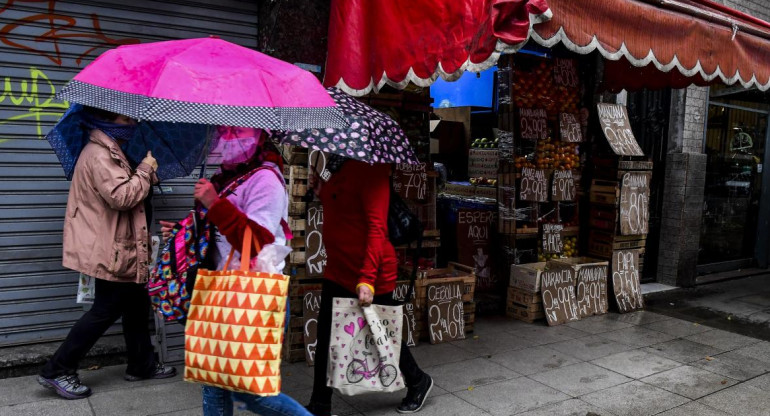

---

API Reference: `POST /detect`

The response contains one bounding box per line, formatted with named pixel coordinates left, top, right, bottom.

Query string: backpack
left=147, top=165, right=282, bottom=323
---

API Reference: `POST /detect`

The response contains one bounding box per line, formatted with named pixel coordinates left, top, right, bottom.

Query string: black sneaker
left=37, top=374, right=92, bottom=400
left=396, top=374, right=433, bottom=413
left=305, top=401, right=334, bottom=416
left=124, top=363, right=177, bottom=381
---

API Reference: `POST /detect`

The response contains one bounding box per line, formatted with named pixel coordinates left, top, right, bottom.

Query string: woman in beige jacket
left=38, top=107, right=175, bottom=400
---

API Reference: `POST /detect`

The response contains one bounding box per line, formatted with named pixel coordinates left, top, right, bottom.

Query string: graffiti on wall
left=0, top=0, right=141, bottom=142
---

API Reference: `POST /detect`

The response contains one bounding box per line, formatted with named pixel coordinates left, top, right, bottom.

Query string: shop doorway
left=699, top=102, right=769, bottom=273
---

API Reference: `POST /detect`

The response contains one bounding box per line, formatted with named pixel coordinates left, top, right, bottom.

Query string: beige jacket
left=62, top=130, right=156, bottom=284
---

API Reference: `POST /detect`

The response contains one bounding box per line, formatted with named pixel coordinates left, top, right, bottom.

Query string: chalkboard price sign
left=559, top=113, right=583, bottom=143
left=576, top=265, right=608, bottom=318
left=426, top=282, right=465, bottom=344
left=552, top=169, right=576, bottom=201
left=597, top=103, right=644, bottom=156
left=519, top=108, right=548, bottom=140
left=392, top=282, right=418, bottom=347
left=520, top=167, right=548, bottom=202
left=305, top=202, right=327, bottom=277
left=457, top=209, right=497, bottom=291
left=309, top=149, right=331, bottom=182
left=392, top=162, right=428, bottom=201
left=553, top=58, right=579, bottom=88
left=611, top=250, right=644, bottom=313
left=302, top=290, right=322, bottom=365
left=540, top=266, right=580, bottom=326
left=541, top=223, right=563, bottom=254
left=620, top=172, right=651, bottom=235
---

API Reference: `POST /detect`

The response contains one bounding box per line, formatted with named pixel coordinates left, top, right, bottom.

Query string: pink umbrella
left=57, top=37, right=346, bottom=130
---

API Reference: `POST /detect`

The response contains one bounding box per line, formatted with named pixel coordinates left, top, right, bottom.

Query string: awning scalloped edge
left=334, top=8, right=554, bottom=97
left=531, top=26, right=770, bottom=92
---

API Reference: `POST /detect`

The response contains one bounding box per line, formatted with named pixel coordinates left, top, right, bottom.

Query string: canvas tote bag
left=327, top=298, right=406, bottom=395
left=184, top=227, right=289, bottom=396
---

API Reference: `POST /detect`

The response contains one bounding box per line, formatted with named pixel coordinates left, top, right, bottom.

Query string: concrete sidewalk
left=1, top=311, right=769, bottom=416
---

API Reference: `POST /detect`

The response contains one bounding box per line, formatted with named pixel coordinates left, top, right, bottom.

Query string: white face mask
left=207, top=135, right=260, bottom=168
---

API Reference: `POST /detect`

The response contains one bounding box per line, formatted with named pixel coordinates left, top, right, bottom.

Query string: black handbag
left=387, top=187, right=423, bottom=303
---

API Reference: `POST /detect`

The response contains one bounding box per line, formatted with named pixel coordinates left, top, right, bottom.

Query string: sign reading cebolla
left=597, top=103, right=644, bottom=156
left=426, top=282, right=465, bottom=344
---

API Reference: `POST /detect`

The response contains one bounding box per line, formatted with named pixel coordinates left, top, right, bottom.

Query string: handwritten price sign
left=519, top=108, right=548, bottom=140
left=559, top=113, right=583, bottom=143
left=597, top=103, right=644, bottom=156
left=392, top=162, right=428, bottom=201
left=619, top=172, right=651, bottom=236
left=519, top=167, right=548, bottom=202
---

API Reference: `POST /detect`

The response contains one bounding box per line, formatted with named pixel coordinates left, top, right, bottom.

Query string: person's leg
left=202, top=386, right=233, bottom=416
left=41, top=279, right=123, bottom=378
left=232, top=392, right=312, bottom=416
left=120, top=282, right=158, bottom=378
left=308, top=280, right=355, bottom=411
left=371, top=292, right=425, bottom=387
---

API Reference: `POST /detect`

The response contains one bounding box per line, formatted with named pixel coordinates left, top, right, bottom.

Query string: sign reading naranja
left=597, top=103, right=644, bottom=156
left=426, top=282, right=465, bottom=344
left=611, top=250, right=644, bottom=313
left=540, top=266, right=580, bottom=326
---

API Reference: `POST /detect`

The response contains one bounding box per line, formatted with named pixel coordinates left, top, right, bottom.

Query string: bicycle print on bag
left=327, top=298, right=405, bottom=395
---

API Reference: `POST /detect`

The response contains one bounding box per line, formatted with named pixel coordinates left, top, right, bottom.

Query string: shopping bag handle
left=222, top=227, right=262, bottom=272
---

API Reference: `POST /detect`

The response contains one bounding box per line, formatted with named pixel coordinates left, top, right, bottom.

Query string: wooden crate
left=289, top=201, right=307, bottom=217
left=407, top=262, right=476, bottom=310
left=588, top=230, right=647, bottom=259
left=592, top=157, right=653, bottom=180
left=589, top=179, right=620, bottom=205
left=280, top=145, right=309, bottom=165
left=506, top=302, right=546, bottom=323
left=589, top=205, right=618, bottom=231
left=507, top=287, right=542, bottom=306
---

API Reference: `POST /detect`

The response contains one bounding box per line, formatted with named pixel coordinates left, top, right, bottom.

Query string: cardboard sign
left=559, top=113, right=583, bottom=143
left=541, top=223, right=564, bottom=254
left=468, top=149, right=499, bottom=178
left=426, top=282, right=465, bottom=344
left=520, top=167, right=548, bottom=202
left=553, top=58, right=579, bottom=88
left=392, top=282, right=418, bottom=347
left=575, top=264, right=608, bottom=318
left=305, top=202, right=327, bottom=277
left=597, top=103, right=644, bottom=156
left=619, top=172, right=651, bottom=235
left=611, top=250, right=644, bottom=313
left=540, top=266, right=580, bottom=326
left=552, top=169, right=576, bottom=201
left=309, top=149, right=332, bottom=181
left=302, top=290, right=322, bottom=366
left=519, top=108, right=548, bottom=140
left=393, top=162, right=429, bottom=201
left=457, top=209, right=497, bottom=291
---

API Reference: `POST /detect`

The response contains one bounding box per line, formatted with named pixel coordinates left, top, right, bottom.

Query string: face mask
left=207, top=135, right=260, bottom=168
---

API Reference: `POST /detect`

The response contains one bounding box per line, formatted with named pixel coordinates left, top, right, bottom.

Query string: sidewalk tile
left=408, top=342, right=476, bottom=369
left=428, top=357, right=520, bottom=392
left=454, top=377, right=569, bottom=416
left=452, top=331, right=536, bottom=356
left=564, top=315, right=635, bottom=334
left=597, top=326, right=677, bottom=348
left=640, top=365, right=737, bottom=399
left=529, top=362, right=631, bottom=396
left=510, top=324, right=589, bottom=346
left=280, top=365, right=315, bottom=394
left=690, top=351, right=770, bottom=381
left=549, top=335, right=634, bottom=361
left=0, top=373, right=59, bottom=407
left=655, top=402, right=730, bottom=416
left=80, top=364, right=182, bottom=393
left=489, top=345, right=582, bottom=375
left=612, top=311, right=673, bottom=326
left=0, top=398, right=92, bottom=416
left=643, top=339, right=722, bottom=363
left=89, top=380, right=201, bottom=416
left=684, top=329, right=763, bottom=352
left=731, top=341, right=770, bottom=364
left=155, top=407, right=203, bottom=416
left=352, top=393, right=489, bottom=416
left=512, top=398, right=617, bottom=416
left=642, top=319, right=711, bottom=337
left=699, top=383, right=770, bottom=416
left=744, top=373, right=770, bottom=390
left=580, top=381, right=689, bottom=416
left=591, top=350, right=681, bottom=379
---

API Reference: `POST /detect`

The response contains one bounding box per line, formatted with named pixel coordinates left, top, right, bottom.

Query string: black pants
left=310, top=280, right=425, bottom=404
left=41, top=279, right=156, bottom=379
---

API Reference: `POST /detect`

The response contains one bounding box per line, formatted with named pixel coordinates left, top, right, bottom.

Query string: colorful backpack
left=147, top=166, right=278, bottom=323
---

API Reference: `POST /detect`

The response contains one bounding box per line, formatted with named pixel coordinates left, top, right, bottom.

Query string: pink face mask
left=207, top=127, right=264, bottom=168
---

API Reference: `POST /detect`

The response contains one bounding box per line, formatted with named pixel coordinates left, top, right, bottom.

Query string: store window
left=700, top=103, right=768, bottom=267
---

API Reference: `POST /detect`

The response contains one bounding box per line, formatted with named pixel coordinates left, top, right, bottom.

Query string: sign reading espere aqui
left=597, top=103, right=644, bottom=156
left=426, top=282, right=465, bottom=344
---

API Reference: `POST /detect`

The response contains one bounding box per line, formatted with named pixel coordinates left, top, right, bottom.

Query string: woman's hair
left=83, top=106, right=121, bottom=122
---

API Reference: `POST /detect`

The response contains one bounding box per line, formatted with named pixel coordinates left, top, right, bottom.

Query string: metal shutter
left=0, top=0, right=257, bottom=361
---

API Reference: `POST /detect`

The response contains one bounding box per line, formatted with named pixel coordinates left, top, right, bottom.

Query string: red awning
left=532, top=0, right=770, bottom=91
left=323, top=0, right=551, bottom=96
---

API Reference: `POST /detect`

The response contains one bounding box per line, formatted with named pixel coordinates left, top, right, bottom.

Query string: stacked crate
left=507, top=262, right=547, bottom=323
left=587, top=158, right=652, bottom=271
